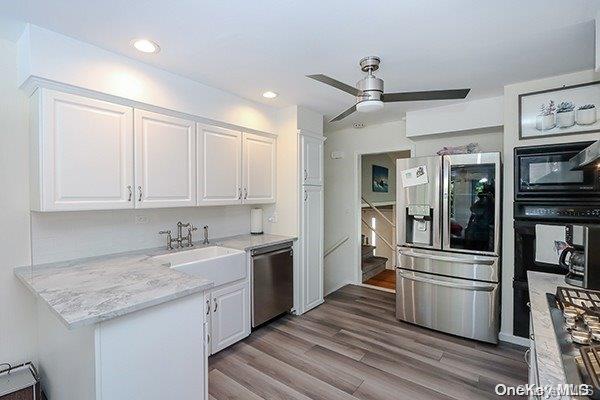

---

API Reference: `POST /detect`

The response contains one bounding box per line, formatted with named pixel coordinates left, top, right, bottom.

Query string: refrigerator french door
left=442, top=153, right=501, bottom=256
left=397, top=153, right=501, bottom=255
left=396, top=152, right=501, bottom=343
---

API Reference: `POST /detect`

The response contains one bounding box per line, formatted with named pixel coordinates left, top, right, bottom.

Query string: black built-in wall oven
left=513, top=141, right=600, bottom=338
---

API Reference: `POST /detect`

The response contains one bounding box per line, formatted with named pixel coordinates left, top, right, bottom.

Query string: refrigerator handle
left=441, top=156, right=451, bottom=250
left=398, top=270, right=496, bottom=292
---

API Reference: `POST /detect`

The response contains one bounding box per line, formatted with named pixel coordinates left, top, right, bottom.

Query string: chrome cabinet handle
left=243, top=188, right=247, bottom=200
left=238, top=187, right=242, bottom=199
left=524, top=349, right=531, bottom=368
left=304, top=190, right=308, bottom=201
left=138, top=186, right=143, bottom=202
left=304, top=169, right=308, bottom=181
left=127, top=185, right=132, bottom=201
left=206, top=299, right=210, bottom=315
left=397, top=270, right=496, bottom=292
left=207, top=333, right=210, bottom=344
left=213, top=299, right=218, bottom=312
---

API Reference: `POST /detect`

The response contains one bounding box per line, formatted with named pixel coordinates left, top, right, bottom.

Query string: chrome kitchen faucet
left=159, top=221, right=198, bottom=250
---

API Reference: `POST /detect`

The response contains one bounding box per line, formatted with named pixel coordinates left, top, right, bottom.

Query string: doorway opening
left=359, top=150, right=411, bottom=292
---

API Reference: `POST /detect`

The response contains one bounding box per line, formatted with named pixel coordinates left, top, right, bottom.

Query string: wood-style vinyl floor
left=209, top=285, right=527, bottom=400
left=364, top=269, right=396, bottom=290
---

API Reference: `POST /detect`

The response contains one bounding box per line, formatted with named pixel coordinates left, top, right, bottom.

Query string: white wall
left=30, top=206, right=254, bottom=265
left=406, top=96, right=503, bottom=137
left=500, top=69, right=600, bottom=342
left=324, top=121, right=414, bottom=294
left=17, top=24, right=279, bottom=135
left=0, top=37, right=36, bottom=365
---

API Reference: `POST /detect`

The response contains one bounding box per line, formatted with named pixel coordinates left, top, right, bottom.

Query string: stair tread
left=361, top=245, right=376, bottom=258
left=361, top=256, right=388, bottom=273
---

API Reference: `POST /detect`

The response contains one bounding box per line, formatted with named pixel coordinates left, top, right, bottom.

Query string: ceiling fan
left=307, top=56, right=471, bottom=122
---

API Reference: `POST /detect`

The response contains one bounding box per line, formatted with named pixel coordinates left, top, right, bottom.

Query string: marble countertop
left=15, top=233, right=296, bottom=330
left=528, top=271, right=570, bottom=397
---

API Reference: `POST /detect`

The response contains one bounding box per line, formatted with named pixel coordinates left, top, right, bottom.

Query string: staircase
left=361, top=244, right=388, bottom=282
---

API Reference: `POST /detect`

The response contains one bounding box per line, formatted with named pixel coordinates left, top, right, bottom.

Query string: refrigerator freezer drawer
left=398, top=247, right=499, bottom=282
left=396, top=269, right=500, bottom=343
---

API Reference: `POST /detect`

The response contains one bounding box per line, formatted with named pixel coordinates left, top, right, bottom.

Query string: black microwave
left=514, top=141, right=600, bottom=202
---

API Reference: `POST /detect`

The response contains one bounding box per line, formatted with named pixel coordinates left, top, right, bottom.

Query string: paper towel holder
left=251, top=208, right=264, bottom=235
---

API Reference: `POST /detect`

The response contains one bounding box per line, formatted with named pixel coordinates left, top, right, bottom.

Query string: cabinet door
left=301, top=185, right=324, bottom=312
left=39, top=90, right=134, bottom=211
left=134, top=110, right=196, bottom=208
left=301, top=134, right=324, bottom=186
left=197, top=125, right=242, bottom=205
left=210, top=281, right=250, bottom=354
left=242, top=133, right=276, bottom=204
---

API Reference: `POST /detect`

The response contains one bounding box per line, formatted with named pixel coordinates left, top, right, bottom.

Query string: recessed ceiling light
left=132, top=39, right=160, bottom=53
left=262, top=91, right=278, bottom=99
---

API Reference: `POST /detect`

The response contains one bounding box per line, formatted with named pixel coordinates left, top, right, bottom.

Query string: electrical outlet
left=135, top=215, right=149, bottom=224
left=268, top=213, right=278, bottom=223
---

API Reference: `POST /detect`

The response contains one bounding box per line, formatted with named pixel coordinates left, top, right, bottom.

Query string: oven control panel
left=514, top=203, right=600, bottom=221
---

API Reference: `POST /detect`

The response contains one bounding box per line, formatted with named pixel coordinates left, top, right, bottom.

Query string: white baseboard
left=498, top=331, right=530, bottom=347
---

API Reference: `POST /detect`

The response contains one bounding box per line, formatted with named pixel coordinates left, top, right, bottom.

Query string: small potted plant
left=556, top=101, right=575, bottom=128
left=576, top=104, right=597, bottom=125
left=535, top=100, right=556, bottom=130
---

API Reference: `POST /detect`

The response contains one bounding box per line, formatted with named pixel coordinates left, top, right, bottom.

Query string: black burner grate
left=580, top=345, right=600, bottom=391
left=557, top=286, right=600, bottom=317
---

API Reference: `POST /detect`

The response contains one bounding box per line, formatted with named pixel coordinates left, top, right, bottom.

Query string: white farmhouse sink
left=154, top=246, right=245, bottom=287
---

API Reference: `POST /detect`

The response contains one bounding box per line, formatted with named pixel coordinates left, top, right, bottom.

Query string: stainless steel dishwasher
left=251, top=242, right=294, bottom=328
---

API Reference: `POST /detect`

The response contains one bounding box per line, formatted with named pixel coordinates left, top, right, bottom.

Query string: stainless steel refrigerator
left=396, top=152, right=501, bottom=343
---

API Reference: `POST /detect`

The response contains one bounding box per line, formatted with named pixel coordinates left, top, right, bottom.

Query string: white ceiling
left=1, top=0, right=598, bottom=131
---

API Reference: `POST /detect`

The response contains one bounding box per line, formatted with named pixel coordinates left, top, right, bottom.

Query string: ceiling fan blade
left=329, top=104, right=357, bottom=122
left=307, top=74, right=361, bottom=97
left=383, top=88, right=470, bottom=102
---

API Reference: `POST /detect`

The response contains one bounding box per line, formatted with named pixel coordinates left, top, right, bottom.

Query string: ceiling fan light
left=356, top=99, right=383, bottom=113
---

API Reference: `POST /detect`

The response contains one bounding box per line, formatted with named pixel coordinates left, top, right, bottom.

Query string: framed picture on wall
left=372, top=165, right=389, bottom=193
left=519, top=80, right=600, bottom=139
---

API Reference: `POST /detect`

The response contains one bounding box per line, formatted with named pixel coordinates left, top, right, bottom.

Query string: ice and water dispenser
left=405, top=204, right=433, bottom=246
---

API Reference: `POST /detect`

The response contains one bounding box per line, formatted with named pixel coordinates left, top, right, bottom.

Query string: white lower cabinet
left=210, top=281, right=250, bottom=353
left=205, top=280, right=250, bottom=355
left=37, top=292, right=208, bottom=400
left=301, top=185, right=324, bottom=312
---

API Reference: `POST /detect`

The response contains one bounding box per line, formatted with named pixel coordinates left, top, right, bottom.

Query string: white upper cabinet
left=197, top=125, right=242, bottom=205
left=30, top=88, right=278, bottom=211
left=242, top=133, right=276, bottom=204
left=31, top=89, right=134, bottom=211
left=301, top=133, right=324, bottom=186
left=134, top=110, right=196, bottom=208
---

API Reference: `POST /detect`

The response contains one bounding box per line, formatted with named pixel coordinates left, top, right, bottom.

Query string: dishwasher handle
left=252, top=247, right=293, bottom=259
left=251, top=242, right=294, bottom=257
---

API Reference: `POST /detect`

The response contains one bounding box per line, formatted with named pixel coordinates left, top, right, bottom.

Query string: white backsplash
left=31, top=206, right=256, bottom=264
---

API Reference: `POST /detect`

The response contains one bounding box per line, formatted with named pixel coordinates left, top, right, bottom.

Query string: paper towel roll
left=251, top=208, right=263, bottom=234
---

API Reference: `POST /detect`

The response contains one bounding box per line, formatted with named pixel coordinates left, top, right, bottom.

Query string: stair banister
left=361, top=197, right=395, bottom=228
left=324, top=236, right=349, bottom=258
